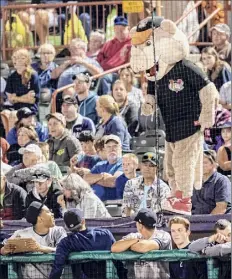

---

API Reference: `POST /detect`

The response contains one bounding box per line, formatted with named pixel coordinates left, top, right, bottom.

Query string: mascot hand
left=199, top=114, right=215, bottom=131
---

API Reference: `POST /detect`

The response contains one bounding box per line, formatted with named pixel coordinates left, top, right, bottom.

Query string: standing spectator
left=219, top=81, right=231, bottom=110
left=5, top=48, right=40, bottom=113
left=168, top=216, right=207, bottom=279
left=74, top=73, right=99, bottom=125
left=0, top=170, right=27, bottom=220
left=61, top=95, right=95, bottom=138
left=191, top=150, right=231, bottom=215
left=111, top=208, right=171, bottom=279
left=122, top=152, right=170, bottom=216
left=46, top=113, right=82, bottom=170
left=115, top=154, right=138, bottom=199
left=97, top=16, right=131, bottom=71
left=96, top=95, right=131, bottom=150
left=84, top=135, right=123, bottom=201
left=211, top=23, right=231, bottom=65
left=57, top=173, right=110, bottom=218
left=26, top=167, right=63, bottom=218
left=87, top=29, right=105, bottom=59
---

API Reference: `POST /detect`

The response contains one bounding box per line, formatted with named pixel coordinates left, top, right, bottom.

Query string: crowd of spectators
left=0, top=1, right=231, bottom=279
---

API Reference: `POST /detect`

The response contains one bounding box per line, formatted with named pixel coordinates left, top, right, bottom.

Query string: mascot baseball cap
left=133, top=209, right=157, bottom=228
left=26, top=201, right=44, bottom=225
left=64, top=208, right=84, bottom=231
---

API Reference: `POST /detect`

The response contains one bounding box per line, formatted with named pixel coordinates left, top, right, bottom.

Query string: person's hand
left=7, top=93, right=17, bottom=103
left=70, top=154, right=78, bottom=167
left=208, top=233, right=227, bottom=244
left=70, top=56, right=84, bottom=65
left=73, top=167, right=85, bottom=177
left=57, top=195, right=66, bottom=209
left=101, top=173, right=112, bottom=180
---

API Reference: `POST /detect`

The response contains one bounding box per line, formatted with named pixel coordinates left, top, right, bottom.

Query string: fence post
left=207, top=258, right=219, bottom=279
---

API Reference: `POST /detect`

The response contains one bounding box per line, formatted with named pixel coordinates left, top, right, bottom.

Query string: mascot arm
left=199, top=82, right=219, bottom=131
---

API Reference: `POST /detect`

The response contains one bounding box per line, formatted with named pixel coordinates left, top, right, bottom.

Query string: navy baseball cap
left=114, top=16, right=128, bottom=26
left=26, top=201, right=44, bottom=225
left=16, top=107, right=35, bottom=122
left=64, top=208, right=84, bottom=231
left=134, top=208, right=157, bottom=228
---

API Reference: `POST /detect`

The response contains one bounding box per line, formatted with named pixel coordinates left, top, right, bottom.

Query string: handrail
left=175, top=1, right=203, bottom=25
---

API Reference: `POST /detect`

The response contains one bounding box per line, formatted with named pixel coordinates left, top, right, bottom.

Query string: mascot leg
left=163, top=131, right=204, bottom=215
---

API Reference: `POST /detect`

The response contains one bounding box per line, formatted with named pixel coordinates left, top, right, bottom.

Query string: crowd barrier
left=0, top=250, right=230, bottom=279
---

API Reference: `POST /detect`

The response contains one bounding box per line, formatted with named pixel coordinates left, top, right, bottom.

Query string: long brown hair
left=17, top=125, right=39, bottom=142
left=201, top=47, right=220, bottom=71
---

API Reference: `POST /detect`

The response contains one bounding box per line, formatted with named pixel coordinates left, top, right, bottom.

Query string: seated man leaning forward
left=111, top=208, right=171, bottom=279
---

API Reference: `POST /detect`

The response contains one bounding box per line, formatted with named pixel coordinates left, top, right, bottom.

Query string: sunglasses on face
left=143, top=153, right=156, bottom=161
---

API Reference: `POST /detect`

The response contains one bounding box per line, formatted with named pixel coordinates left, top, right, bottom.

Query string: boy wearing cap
left=61, top=95, right=95, bottom=137
left=122, top=152, right=170, bottom=216
left=191, top=150, right=231, bottom=215
left=97, top=16, right=131, bottom=71
left=111, top=208, right=171, bottom=279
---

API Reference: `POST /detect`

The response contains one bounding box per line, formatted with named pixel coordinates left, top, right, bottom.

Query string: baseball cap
left=211, top=23, right=230, bottom=36
left=104, top=135, right=121, bottom=145
left=16, top=107, right=35, bottom=122
left=218, top=121, right=231, bottom=129
left=134, top=208, right=157, bottom=229
left=46, top=113, right=66, bottom=126
left=18, top=144, right=42, bottom=157
left=114, top=16, right=128, bottom=26
left=79, top=131, right=95, bottom=142
left=64, top=208, right=84, bottom=231
left=31, top=167, right=52, bottom=183
left=142, top=152, right=158, bottom=166
left=62, top=95, right=78, bottom=105
left=26, top=201, right=44, bottom=225
left=72, top=72, right=90, bottom=83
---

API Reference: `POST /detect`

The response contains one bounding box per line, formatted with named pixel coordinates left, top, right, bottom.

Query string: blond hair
left=98, top=95, right=119, bottom=115
left=123, top=153, right=139, bottom=165
left=38, top=43, right=56, bottom=56
left=168, top=216, right=190, bottom=231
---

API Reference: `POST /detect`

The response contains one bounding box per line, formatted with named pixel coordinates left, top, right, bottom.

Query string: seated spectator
left=0, top=169, right=27, bottom=220
left=32, top=43, right=58, bottom=93
left=94, top=136, right=107, bottom=161
left=192, top=150, right=231, bottom=215
left=1, top=202, right=67, bottom=278
left=217, top=143, right=231, bottom=177
left=111, top=208, right=171, bottom=279
left=84, top=135, right=123, bottom=201
left=57, top=173, right=110, bottom=218
left=70, top=131, right=101, bottom=177
left=122, top=152, right=170, bottom=216
left=61, top=95, right=95, bottom=138
left=0, top=147, right=12, bottom=174
left=115, top=154, right=138, bottom=199
left=211, top=23, right=231, bottom=65
left=74, top=73, right=99, bottom=125
left=95, top=95, right=131, bottom=150
left=97, top=16, right=131, bottom=71
left=87, top=29, right=105, bottom=59
left=200, top=47, right=231, bottom=90
left=219, top=81, right=231, bottom=110
left=46, top=113, right=82, bottom=171
left=119, top=67, right=144, bottom=110
left=56, top=86, right=76, bottom=113
left=168, top=216, right=207, bottom=279
left=5, top=48, right=40, bottom=113
left=214, top=121, right=231, bottom=152
left=111, top=80, right=138, bottom=136
left=49, top=208, right=120, bottom=279
left=26, top=167, right=62, bottom=218
left=52, top=38, right=102, bottom=88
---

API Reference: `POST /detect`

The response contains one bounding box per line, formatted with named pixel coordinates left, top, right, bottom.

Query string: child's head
left=122, top=154, right=139, bottom=175
left=221, top=123, right=231, bottom=143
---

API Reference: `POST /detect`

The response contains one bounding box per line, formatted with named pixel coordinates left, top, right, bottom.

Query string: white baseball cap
left=18, top=144, right=42, bottom=157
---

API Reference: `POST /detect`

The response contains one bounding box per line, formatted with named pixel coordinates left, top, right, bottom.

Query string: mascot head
left=130, top=17, right=189, bottom=81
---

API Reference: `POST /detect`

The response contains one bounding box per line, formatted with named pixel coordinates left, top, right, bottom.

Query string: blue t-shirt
left=90, top=159, right=123, bottom=201
left=115, top=173, right=129, bottom=199
left=192, top=171, right=231, bottom=214
left=77, top=154, right=101, bottom=169
left=49, top=228, right=115, bottom=279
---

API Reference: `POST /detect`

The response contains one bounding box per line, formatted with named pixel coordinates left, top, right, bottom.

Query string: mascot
left=130, top=17, right=219, bottom=215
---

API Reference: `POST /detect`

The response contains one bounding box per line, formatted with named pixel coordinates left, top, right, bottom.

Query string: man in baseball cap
left=211, top=23, right=231, bottom=64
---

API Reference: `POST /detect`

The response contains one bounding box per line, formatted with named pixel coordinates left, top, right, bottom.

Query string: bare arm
left=51, top=60, right=71, bottom=79
left=83, top=173, right=104, bottom=185
left=210, top=201, right=228, bottom=215
left=111, top=239, right=139, bottom=253
left=82, top=60, right=102, bottom=76
left=217, top=146, right=231, bottom=171
left=130, top=240, right=160, bottom=253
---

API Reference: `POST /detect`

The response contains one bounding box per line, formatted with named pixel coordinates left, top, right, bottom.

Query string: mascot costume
left=130, top=17, right=219, bottom=215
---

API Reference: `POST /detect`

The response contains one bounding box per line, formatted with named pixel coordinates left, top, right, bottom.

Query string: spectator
left=97, top=16, right=131, bottom=71
left=57, top=173, right=110, bottom=218
left=52, top=38, right=102, bottom=88
left=61, top=95, right=95, bottom=138
left=94, top=136, right=107, bottom=161
left=32, top=43, right=58, bottom=93
left=56, top=86, right=76, bottom=113
left=141, top=80, right=148, bottom=97
left=0, top=137, right=10, bottom=164
left=122, top=152, right=170, bottom=216
left=112, top=80, right=138, bottom=136
left=84, top=135, right=123, bottom=201
left=115, top=154, right=138, bottom=199
left=70, top=131, right=101, bottom=177
left=111, top=208, right=171, bottom=279
left=0, top=170, right=27, bottom=220
left=213, top=121, right=231, bottom=152
left=119, top=67, right=144, bottom=110
left=168, top=216, right=207, bottom=279
left=6, top=107, right=48, bottom=146
left=200, top=47, right=231, bottom=90
left=74, top=73, right=99, bottom=125
left=46, top=113, right=82, bottom=170
left=210, top=23, right=231, bottom=65
left=5, top=48, right=40, bottom=113
left=96, top=95, right=131, bottom=150
left=49, top=208, right=120, bottom=279
left=87, top=29, right=105, bottom=59
left=0, top=147, right=12, bottom=174
left=26, top=167, right=63, bottom=218
left=191, top=150, right=231, bottom=215
left=219, top=81, right=231, bottom=110
left=1, top=202, right=67, bottom=279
